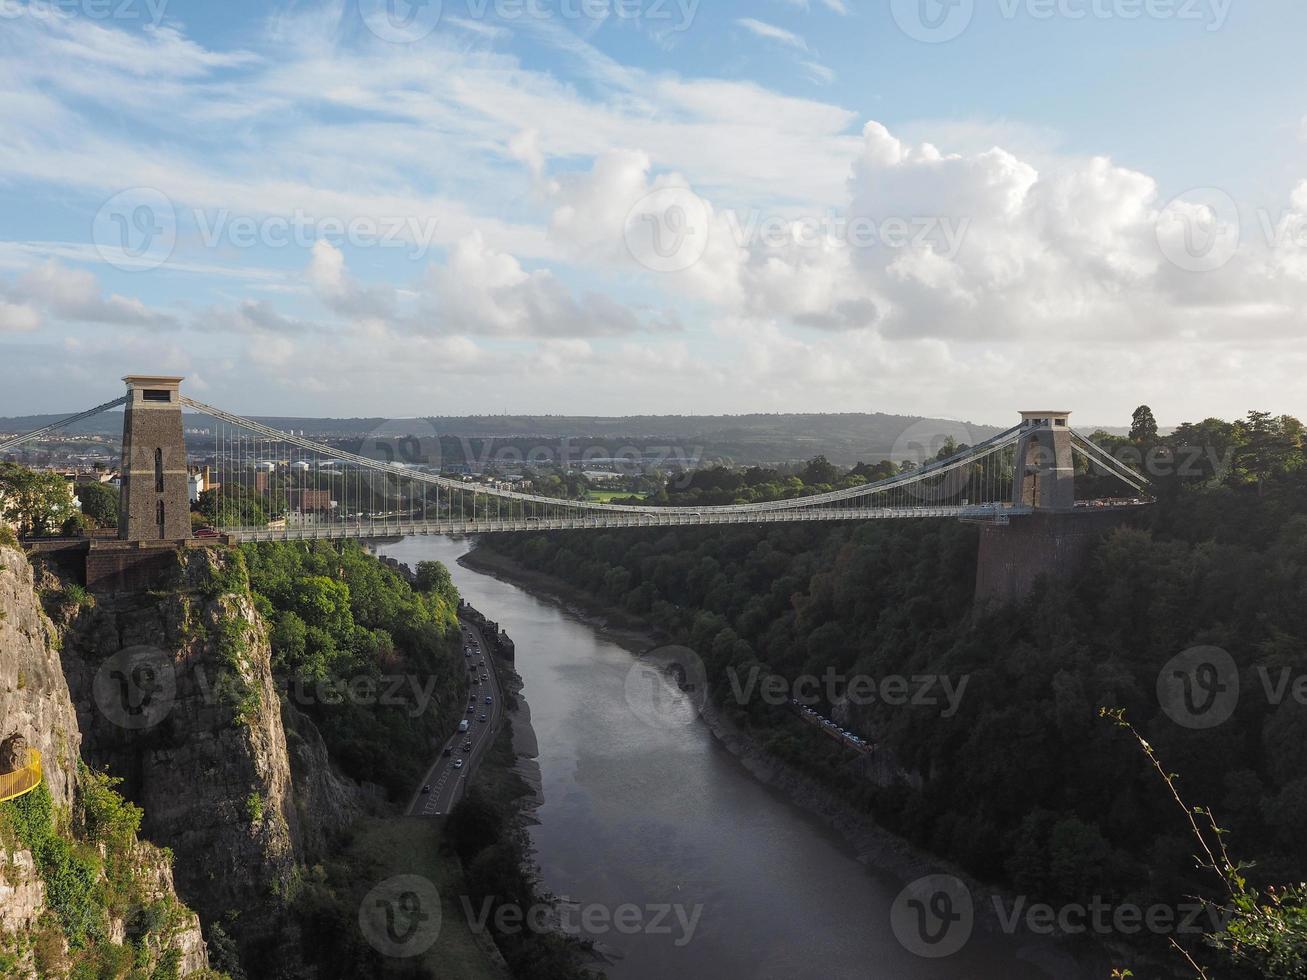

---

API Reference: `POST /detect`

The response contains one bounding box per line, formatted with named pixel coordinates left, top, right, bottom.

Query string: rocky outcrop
left=0, top=544, right=80, bottom=808
left=0, top=847, right=46, bottom=934
left=51, top=548, right=297, bottom=941
left=281, top=700, right=366, bottom=863
left=0, top=543, right=210, bottom=978
left=121, top=841, right=211, bottom=977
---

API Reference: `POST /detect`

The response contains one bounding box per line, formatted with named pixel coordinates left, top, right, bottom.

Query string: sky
left=0, top=0, right=1304, bottom=427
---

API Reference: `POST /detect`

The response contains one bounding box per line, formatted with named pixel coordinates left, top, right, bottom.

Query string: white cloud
left=735, top=18, right=809, bottom=51
left=423, top=232, right=681, bottom=338
left=801, top=60, right=836, bottom=85
left=0, top=302, right=40, bottom=333
left=7, top=261, right=176, bottom=329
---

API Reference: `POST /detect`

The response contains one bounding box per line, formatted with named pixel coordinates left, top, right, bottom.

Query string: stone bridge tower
left=119, top=376, right=192, bottom=541
left=1013, top=411, right=1076, bottom=511
left=974, top=410, right=1132, bottom=605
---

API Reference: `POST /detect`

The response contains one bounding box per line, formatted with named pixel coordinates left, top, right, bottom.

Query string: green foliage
left=0, top=523, right=17, bottom=548
left=241, top=541, right=462, bottom=798
left=0, top=769, right=211, bottom=977
left=75, top=481, right=119, bottom=528
left=245, top=792, right=265, bottom=826
left=198, top=548, right=250, bottom=598
left=214, top=617, right=261, bottom=725
left=415, top=560, right=458, bottom=607
left=1130, top=404, right=1159, bottom=444
left=1103, top=710, right=1307, bottom=979
left=4, top=782, right=103, bottom=948
left=198, top=486, right=268, bottom=529
left=59, top=583, right=95, bottom=609
left=0, top=462, right=78, bottom=537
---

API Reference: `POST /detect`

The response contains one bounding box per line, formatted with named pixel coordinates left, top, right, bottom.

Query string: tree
left=198, top=486, right=267, bottom=528
left=415, top=560, right=457, bottom=606
left=1233, top=411, right=1304, bottom=493
left=76, top=481, right=119, bottom=528
left=1129, top=405, right=1159, bottom=444
left=0, top=463, right=77, bottom=537
left=800, top=456, right=840, bottom=487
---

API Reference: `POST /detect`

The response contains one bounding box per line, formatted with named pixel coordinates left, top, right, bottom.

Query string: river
left=377, top=536, right=1101, bottom=980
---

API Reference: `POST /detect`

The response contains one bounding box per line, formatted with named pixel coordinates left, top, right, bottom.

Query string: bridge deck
left=226, top=504, right=1035, bottom=542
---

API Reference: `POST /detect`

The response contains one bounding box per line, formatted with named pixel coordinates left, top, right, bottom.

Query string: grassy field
left=585, top=489, right=649, bottom=502
left=342, top=816, right=508, bottom=979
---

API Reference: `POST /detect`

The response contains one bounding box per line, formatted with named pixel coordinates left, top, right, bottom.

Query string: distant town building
left=287, top=488, right=333, bottom=512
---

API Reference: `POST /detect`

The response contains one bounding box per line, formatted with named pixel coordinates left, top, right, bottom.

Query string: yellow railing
left=0, top=749, right=42, bottom=804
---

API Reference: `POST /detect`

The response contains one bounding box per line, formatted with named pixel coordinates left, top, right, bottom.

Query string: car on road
left=479, top=660, right=485, bottom=667
left=421, top=785, right=431, bottom=794
left=466, top=705, right=475, bottom=714
left=479, top=713, right=487, bottom=722
left=485, top=696, right=492, bottom=705
left=443, top=746, right=452, bottom=756
left=453, top=759, right=464, bottom=769
left=480, top=673, right=488, bottom=681
left=462, top=741, right=472, bottom=752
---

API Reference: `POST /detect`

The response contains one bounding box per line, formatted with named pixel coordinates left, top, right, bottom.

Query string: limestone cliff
left=0, top=542, right=210, bottom=978
left=281, top=701, right=366, bottom=864
left=0, top=542, right=79, bottom=808
left=48, top=547, right=299, bottom=940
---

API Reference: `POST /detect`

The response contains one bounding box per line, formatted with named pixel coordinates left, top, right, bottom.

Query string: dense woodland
left=481, top=409, right=1307, bottom=977
left=240, top=542, right=463, bottom=799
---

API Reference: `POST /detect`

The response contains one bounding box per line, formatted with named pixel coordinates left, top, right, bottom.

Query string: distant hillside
left=0, top=410, right=1137, bottom=467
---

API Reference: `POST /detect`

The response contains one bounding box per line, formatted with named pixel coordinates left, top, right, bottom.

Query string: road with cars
left=407, top=619, right=505, bottom=817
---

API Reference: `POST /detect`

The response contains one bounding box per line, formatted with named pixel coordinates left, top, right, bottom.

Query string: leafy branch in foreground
left=1101, top=707, right=1307, bottom=979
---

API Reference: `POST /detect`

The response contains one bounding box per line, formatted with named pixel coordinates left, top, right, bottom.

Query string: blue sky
left=1, top=0, right=1304, bottom=425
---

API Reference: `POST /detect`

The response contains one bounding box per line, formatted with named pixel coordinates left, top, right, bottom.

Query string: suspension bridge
left=0, top=376, right=1150, bottom=547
